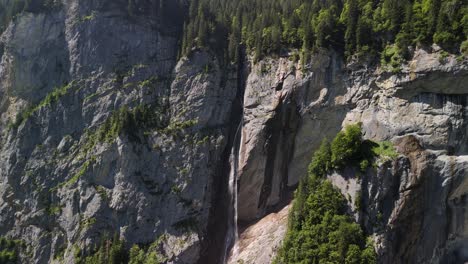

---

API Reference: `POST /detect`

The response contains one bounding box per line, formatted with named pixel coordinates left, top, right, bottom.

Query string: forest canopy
left=1, top=0, right=467, bottom=64
left=181, top=0, right=468, bottom=62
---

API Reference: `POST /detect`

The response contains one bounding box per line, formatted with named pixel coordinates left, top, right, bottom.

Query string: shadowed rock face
left=0, top=2, right=467, bottom=264
left=0, top=2, right=239, bottom=263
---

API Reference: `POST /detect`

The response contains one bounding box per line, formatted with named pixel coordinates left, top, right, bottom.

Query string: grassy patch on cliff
left=371, top=141, right=398, bottom=161
left=79, top=103, right=168, bottom=158
left=50, top=158, right=95, bottom=192
left=8, top=82, right=75, bottom=129
left=0, top=237, right=23, bottom=264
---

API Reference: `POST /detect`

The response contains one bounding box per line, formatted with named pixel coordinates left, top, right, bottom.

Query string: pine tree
left=175, top=0, right=467, bottom=66
left=343, top=0, right=359, bottom=56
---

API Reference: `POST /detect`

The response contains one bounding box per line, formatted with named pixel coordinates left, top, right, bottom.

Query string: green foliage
left=81, top=104, right=168, bottom=157
left=274, top=124, right=382, bottom=263
left=331, top=124, right=363, bottom=170
left=47, top=204, right=62, bottom=215
left=79, top=11, right=97, bottom=23
left=128, top=245, right=146, bottom=264
left=80, top=217, right=97, bottom=231
left=354, top=191, right=362, bottom=211
left=381, top=45, right=403, bottom=72
left=274, top=173, right=377, bottom=263
left=76, top=235, right=127, bottom=264
left=181, top=0, right=467, bottom=64
left=346, top=244, right=362, bottom=264
left=50, top=159, right=92, bottom=191
left=0, top=237, right=22, bottom=264
left=138, top=77, right=158, bottom=88
left=360, top=159, right=369, bottom=172
left=371, top=141, right=398, bottom=160
left=39, top=82, right=74, bottom=108
left=361, top=239, right=378, bottom=264
left=160, top=119, right=198, bottom=136
left=275, top=124, right=400, bottom=263
left=98, top=107, right=134, bottom=143
left=308, top=138, right=332, bottom=178
left=8, top=82, right=74, bottom=129
left=74, top=103, right=169, bottom=175
left=307, top=124, right=399, bottom=180
left=54, top=245, right=66, bottom=261
left=461, top=40, right=468, bottom=56
left=432, top=0, right=466, bottom=49
left=127, top=235, right=168, bottom=264
left=94, top=185, right=109, bottom=201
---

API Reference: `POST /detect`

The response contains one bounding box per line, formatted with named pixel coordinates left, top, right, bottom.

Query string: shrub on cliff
left=331, top=124, right=363, bottom=170
left=308, top=138, right=332, bottom=178
left=308, top=123, right=398, bottom=178
left=0, top=237, right=22, bottom=264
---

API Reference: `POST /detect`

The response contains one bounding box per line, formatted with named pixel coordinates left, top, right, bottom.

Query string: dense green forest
left=274, top=124, right=397, bottom=263
left=181, top=0, right=468, bottom=63
left=274, top=175, right=376, bottom=263
left=2, top=0, right=466, bottom=64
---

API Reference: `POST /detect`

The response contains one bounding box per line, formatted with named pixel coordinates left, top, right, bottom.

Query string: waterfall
left=222, top=48, right=246, bottom=264
left=222, top=119, right=243, bottom=263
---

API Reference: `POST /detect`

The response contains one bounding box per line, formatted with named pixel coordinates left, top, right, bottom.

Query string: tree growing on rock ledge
left=273, top=123, right=396, bottom=264
left=274, top=124, right=378, bottom=264
left=273, top=173, right=377, bottom=264
left=331, top=124, right=363, bottom=170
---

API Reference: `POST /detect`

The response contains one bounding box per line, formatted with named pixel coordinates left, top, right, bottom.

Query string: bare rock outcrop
left=227, top=205, right=290, bottom=264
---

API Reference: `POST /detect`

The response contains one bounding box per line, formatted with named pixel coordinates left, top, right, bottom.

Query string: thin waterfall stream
left=222, top=118, right=243, bottom=263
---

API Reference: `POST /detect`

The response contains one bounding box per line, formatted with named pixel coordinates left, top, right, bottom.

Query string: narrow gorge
left=0, top=0, right=467, bottom=264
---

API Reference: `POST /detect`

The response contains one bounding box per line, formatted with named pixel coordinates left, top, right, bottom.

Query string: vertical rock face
left=237, top=52, right=346, bottom=222
left=357, top=136, right=468, bottom=264
left=0, top=2, right=238, bottom=263
left=0, top=11, right=69, bottom=103
left=232, top=49, right=468, bottom=263
left=0, top=2, right=467, bottom=263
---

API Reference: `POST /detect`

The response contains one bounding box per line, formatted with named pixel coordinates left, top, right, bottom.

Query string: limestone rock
left=227, top=205, right=290, bottom=264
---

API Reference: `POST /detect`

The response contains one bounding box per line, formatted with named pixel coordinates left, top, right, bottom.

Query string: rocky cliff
left=230, top=49, right=468, bottom=263
left=0, top=1, right=467, bottom=264
left=0, top=1, right=239, bottom=263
